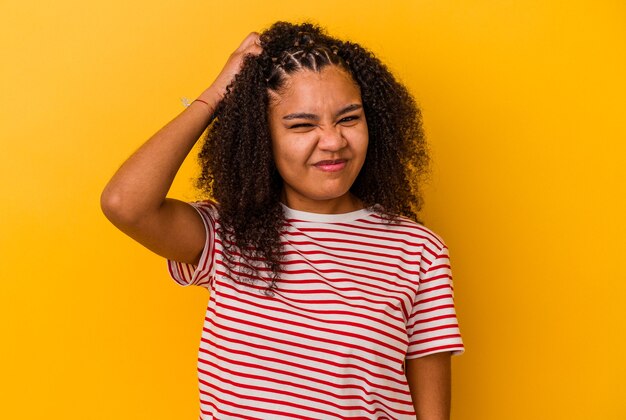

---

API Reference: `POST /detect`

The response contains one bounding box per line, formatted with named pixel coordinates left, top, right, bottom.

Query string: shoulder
left=189, top=199, right=219, bottom=211
left=188, top=199, right=221, bottom=223
left=366, top=211, right=446, bottom=253
left=191, top=198, right=219, bottom=209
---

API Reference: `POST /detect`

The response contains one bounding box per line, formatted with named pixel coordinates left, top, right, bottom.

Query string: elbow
left=100, top=187, right=142, bottom=227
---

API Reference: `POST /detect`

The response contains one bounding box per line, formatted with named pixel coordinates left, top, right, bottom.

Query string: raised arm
left=100, top=32, right=262, bottom=265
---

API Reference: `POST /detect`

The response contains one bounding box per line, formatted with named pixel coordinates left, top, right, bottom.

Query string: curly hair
left=196, top=21, right=430, bottom=295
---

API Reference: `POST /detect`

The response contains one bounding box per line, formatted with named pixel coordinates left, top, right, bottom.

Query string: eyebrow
left=282, top=103, right=363, bottom=121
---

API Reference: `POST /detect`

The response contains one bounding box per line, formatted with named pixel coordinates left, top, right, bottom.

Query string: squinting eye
left=290, top=123, right=315, bottom=129
left=340, top=116, right=360, bottom=123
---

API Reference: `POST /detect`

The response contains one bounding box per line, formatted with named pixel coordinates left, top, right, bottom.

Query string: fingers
left=210, top=32, right=263, bottom=97
left=236, top=32, right=261, bottom=53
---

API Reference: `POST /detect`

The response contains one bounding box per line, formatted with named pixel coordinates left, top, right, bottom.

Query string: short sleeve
left=405, top=244, right=465, bottom=359
left=166, top=200, right=218, bottom=288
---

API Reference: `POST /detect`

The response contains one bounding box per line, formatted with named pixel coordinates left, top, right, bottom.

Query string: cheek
left=353, top=126, right=369, bottom=158
left=271, top=137, right=305, bottom=184
left=274, top=136, right=314, bottom=163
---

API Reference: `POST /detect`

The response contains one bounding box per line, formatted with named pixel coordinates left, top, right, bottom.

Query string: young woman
left=101, top=21, right=464, bottom=420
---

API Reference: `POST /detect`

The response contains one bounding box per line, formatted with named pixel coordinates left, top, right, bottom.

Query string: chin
left=286, top=178, right=356, bottom=203
left=310, top=188, right=352, bottom=201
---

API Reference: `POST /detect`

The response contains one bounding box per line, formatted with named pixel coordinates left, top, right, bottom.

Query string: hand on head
left=211, top=32, right=263, bottom=100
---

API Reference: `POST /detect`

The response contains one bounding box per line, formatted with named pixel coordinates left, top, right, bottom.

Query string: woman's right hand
left=101, top=31, right=264, bottom=267
left=207, top=32, right=263, bottom=101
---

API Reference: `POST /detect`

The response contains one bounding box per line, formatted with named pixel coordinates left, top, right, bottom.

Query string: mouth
left=313, top=159, right=347, bottom=172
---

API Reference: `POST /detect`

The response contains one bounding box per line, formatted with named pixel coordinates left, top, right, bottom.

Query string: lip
left=313, top=159, right=347, bottom=172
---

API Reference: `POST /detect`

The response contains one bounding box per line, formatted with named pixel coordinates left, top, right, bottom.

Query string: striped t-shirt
left=167, top=201, right=464, bottom=420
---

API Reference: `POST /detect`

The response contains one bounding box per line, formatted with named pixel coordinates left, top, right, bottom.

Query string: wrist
left=197, top=85, right=223, bottom=108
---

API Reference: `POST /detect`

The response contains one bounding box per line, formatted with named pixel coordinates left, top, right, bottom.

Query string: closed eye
left=288, top=116, right=360, bottom=129
left=339, top=115, right=360, bottom=124
left=289, top=123, right=315, bottom=129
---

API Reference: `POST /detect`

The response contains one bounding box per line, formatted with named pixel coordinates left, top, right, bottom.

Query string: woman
left=101, top=21, right=464, bottom=420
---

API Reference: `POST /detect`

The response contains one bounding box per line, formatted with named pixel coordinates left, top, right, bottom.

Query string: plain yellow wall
left=1, top=0, right=624, bottom=418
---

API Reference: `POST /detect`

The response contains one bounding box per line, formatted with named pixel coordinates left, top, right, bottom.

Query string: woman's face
left=267, top=65, right=369, bottom=213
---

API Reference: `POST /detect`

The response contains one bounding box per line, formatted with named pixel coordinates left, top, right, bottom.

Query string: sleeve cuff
left=166, top=201, right=216, bottom=288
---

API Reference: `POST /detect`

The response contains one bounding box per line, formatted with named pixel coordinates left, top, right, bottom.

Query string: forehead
left=268, top=66, right=362, bottom=112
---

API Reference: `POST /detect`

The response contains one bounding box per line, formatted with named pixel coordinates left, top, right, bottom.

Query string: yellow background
left=1, top=0, right=624, bottom=418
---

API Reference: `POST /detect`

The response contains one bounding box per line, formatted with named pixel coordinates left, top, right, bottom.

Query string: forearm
left=101, top=86, right=220, bottom=222
left=101, top=31, right=262, bottom=224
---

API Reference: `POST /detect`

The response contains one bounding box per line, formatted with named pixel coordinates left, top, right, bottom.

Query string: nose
left=317, top=125, right=347, bottom=151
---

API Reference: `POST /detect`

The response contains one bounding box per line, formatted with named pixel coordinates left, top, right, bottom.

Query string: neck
left=281, top=192, right=363, bottom=214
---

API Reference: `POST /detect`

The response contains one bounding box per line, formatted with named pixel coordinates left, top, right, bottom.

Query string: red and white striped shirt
left=167, top=201, right=464, bottom=419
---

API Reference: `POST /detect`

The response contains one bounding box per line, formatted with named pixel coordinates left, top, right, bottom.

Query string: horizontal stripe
left=166, top=200, right=465, bottom=420
left=203, top=309, right=405, bottom=376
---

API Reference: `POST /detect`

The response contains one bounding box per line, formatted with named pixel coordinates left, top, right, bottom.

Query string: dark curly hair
left=196, top=21, right=430, bottom=295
